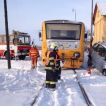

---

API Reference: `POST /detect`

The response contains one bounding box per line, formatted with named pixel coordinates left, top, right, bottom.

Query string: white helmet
left=50, top=42, right=58, bottom=50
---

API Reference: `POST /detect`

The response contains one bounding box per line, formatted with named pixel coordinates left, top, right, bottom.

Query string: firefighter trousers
left=45, top=69, right=57, bottom=88
left=55, top=67, right=61, bottom=82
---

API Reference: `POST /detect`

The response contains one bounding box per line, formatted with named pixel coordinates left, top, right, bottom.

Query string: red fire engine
left=0, top=31, right=31, bottom=60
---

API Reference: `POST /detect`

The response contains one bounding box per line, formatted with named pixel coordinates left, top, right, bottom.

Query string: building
left=93, top=2, right=106, bottom=44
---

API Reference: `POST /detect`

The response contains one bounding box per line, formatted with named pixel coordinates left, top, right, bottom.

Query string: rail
left=73, top=69, right=93, bottom=106
left=30, top=83, right=45, bottom=106
left=70, top=56, right=93, bottom=106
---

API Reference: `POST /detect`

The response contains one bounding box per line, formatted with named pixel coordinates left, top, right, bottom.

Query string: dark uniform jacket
left=45, top=51, right=58, bottom=71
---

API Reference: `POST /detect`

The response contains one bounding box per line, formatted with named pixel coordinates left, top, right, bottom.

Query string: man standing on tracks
left=45, top=43, right=61, bottom=89
left=29, top=43, right=39, bottom=69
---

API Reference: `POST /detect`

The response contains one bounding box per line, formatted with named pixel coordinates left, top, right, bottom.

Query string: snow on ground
left=0, top=52, right=106, bottom=106
left=76, top=68, right=106, bottom=106
left=34, top=70, right=86, bottom=106
left=79, top=74, right=106, bottom=106
left=0, top=58, right=45, bottom=106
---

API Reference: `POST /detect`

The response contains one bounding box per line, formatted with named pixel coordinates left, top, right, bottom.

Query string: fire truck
left=0, top=31, right=31, bottom=60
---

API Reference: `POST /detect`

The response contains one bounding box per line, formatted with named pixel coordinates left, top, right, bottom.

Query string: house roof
left=93, top=2, right=106, bottom=24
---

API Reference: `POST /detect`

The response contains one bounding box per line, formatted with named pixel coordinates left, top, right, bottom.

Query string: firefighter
left=45, top=43, right=59, bottom=89
left=29, top=44, right=39, bottom=69
left=54, top=46, right=61, bottom=81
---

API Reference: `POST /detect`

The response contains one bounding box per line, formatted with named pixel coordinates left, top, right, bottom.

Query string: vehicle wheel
left=102, top=69, right=106, bottom=76
left=18, top=55, right=26, bottom=60
left=5, top=52, right=13, bottom=60
left=5, top=52, right=8, bottom=59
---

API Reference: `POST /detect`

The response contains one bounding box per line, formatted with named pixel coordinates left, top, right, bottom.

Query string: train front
left=43, top=20, right=85, bottom=68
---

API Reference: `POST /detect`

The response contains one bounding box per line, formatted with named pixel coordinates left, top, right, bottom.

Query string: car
left=91, top=42, right=106, bottom=75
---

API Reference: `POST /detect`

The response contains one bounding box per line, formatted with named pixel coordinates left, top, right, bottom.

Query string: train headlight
left=73, top=52, right=80, bottom=59
left=75, top=41, right=79, bottom=48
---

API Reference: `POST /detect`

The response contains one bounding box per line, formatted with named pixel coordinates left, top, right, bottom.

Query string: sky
left=0, top=0, right=106, bottom=45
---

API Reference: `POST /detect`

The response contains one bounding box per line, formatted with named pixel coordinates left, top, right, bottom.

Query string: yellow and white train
left=39, top=20, right=85, bottom=68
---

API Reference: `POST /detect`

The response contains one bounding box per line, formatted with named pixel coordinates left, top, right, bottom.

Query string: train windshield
left=46, top=24, right=81, bottom=40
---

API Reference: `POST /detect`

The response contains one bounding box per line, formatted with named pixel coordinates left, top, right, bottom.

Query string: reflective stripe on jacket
left=46, top=81, right=56, bottom=84
left=55, top=54, right=61, bottom=69
left=29, top=47, right=39, bottom=57
left=45, top=51, right=59, bottom=70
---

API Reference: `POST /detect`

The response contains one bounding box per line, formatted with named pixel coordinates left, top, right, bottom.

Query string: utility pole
left=91, top=0, right=93, bottom=36
left=90, top=0, right=93, bottom=47
left=4, top=0, right=11, bottom=69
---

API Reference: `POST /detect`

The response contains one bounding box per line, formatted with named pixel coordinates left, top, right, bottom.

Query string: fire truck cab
left=0, top=31, right=31, bottom=60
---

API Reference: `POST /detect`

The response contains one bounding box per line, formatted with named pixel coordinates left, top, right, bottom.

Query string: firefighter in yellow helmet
left=45, top=43, right=61, bottom=89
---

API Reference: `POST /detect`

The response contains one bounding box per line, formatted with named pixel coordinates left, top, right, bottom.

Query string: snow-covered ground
left=0, top=52, right=106, bottom=106
left=0, top=59, right=44, bottom=106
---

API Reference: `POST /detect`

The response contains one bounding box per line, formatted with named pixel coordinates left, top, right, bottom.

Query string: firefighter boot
left=31, top=65, right=35, bottom=69
left=49, top=84, right=56, bottom=89
left=88, top=67, right=92, bottom=74
left=45, top=83, right=50, bottom=88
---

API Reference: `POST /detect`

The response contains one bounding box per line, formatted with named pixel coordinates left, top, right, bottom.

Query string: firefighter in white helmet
left=45, top=42, right=61, bottom=89
left=54, top=45, right=61, bottom=81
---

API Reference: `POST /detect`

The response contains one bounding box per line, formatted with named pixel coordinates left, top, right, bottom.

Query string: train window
left=50, top=30, right=79, bottom=40
left=46, top=23, right=80, bottom=40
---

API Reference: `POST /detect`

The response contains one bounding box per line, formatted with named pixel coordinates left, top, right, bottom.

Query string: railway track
left=73, top=69, right=93, bottom=106
left=30, top=83, right=45, bottom=106
left=30, top=67, right=94, bottom=106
